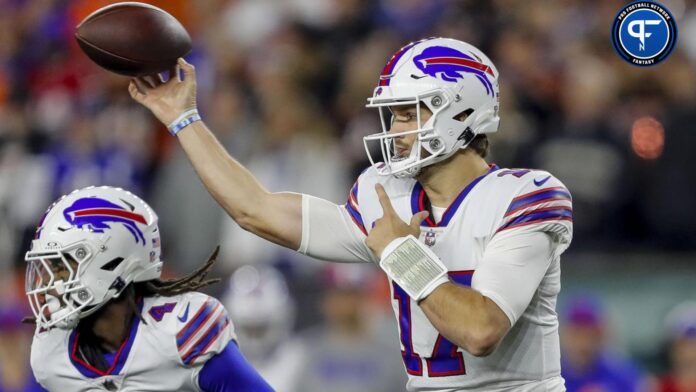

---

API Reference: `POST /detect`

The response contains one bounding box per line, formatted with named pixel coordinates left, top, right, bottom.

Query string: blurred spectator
left=294, top=264, right=406, bottom=392
left=218, top=90, right=349, bottom=275
left=0, top=294, right=43, bottom=392
left=223, top=265, right=305, bottom=392
left=561, top=295, right=646, bottom=392
left=658, top=302, right=696, bottom=392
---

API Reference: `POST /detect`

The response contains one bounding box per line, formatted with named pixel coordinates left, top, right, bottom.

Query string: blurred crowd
left=1, top=0, right=696, bottom=391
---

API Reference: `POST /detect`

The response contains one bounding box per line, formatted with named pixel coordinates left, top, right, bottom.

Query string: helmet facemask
left=24, top=186, right=163, bottom=331
left=364, top=89, right=478, bottom=178
left=25, top=242, right=99, bottom=330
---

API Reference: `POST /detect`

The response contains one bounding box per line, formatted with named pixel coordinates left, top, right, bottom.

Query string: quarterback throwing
left=131, top=37, right=573, bottom=391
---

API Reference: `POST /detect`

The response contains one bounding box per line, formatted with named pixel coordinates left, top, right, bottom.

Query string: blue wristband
left=168, top=109, right=201, bottom=136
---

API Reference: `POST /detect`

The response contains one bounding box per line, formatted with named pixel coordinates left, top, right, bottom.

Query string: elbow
left=465, top=325, right=506, bottom=357
left=466, top=336, right=498, bottom=357
left=223, top=194, right=267, bottom=233
left=234, top=213, right=256, bottom=233
left=233, top=208, right=264, bottom=234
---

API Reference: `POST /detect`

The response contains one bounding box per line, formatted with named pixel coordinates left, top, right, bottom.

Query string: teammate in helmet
left=130, top=37, right=573, bottom=391
left=223, top=266, right=305, bottom=392
left=25, top=186, right=272, bottom=392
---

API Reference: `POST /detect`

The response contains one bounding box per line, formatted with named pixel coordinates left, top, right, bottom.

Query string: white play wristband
left=379, top=235, right=449, bottom=301
left=167, top=108, right=201, bottom=136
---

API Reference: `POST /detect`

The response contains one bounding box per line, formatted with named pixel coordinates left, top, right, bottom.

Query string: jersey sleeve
left=298, top=169, right=377, bottom=263
left=197, top=341, right=274, bottom=392
left=344, top=178, right=368, bottom=235
left=472, top=230, right=555, bottom=325
left=175, top=293, right=236, bottom=367
left=496, top=173, right=573, bottom=253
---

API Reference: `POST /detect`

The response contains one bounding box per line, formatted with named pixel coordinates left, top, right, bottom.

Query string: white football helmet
left=25, top=186, right=162, bottom=330
left=224, top=265, right=295, bottom=360
left=364, top=37, right=500, bottom=178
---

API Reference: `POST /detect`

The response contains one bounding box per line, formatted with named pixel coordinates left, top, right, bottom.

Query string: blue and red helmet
left=365, top=38, right=500, bottom=178
left=26, top=186, right=162, bottom=329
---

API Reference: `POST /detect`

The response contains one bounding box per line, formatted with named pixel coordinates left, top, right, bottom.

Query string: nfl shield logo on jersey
left=424, top=231, right=437, bottom=247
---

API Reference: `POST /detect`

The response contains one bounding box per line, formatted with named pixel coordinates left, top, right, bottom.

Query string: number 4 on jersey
left=392, top=271, right=473, bottom=377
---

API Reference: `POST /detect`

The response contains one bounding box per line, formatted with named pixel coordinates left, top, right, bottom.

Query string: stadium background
left=1, top=0, right=695, bottom=390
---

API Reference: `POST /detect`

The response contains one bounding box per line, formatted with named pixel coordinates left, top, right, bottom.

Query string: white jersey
left=343, top=165, right=573, bottom=391
left=31, top=292, right=236, bottom=392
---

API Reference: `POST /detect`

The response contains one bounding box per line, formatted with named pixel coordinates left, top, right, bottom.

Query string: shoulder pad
left=495, top=169, right=573, bottom=242
left=144, top=292, right=236, bottom=366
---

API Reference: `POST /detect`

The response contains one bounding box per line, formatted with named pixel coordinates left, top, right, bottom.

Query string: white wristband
left=167, top=108, right=201, bottom=136
left=379, top=235, right=449, bottom=301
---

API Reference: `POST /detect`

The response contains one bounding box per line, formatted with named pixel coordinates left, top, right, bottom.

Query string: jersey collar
left=68, top=298, right=143, bottom=378
left=411, top=164, right=499, bottom=227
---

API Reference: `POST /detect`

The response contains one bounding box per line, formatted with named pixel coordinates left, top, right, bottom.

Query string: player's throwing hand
left=128, top=58, right=197, bottom=126
left=366, top=184, right=429, bottom=258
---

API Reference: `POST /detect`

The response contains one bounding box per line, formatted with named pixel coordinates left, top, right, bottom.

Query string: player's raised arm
left=129, top=58, right=303, bottom=249
left=129, top=58, right=373, bottom=264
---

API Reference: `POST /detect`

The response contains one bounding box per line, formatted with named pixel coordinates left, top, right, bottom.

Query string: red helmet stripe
left=379, top=38, right=432, bottom=86
left=73, top=208, right=147, bottom=224
left=424, top=57, right=494, bottom=76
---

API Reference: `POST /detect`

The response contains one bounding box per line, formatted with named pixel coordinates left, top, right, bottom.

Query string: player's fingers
left=409, top=211, right=429, bottom=230
left=133, top=77, right=151, bottom=94
left=128, top=81, right=141, bottom=101
left=129, top=82, right=147, bottom=104
left=143, top=75, right=159, bottom=88
left=178, top=57, right=195, bottom=80
left=130, top=79, right=148, bottom=97
left=167, top=65, right=180, bottom=83
left=154, top=72, right=166, bottom=86
left=375, top=184, right=396, bottom=216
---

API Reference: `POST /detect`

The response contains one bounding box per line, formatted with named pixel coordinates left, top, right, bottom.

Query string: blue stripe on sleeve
left=344, top=201, right=367, bottom=234
left=177, top=300, right=217, bottom=348
left=500, top=209, right=573, bottom=231
left=350, top=181, right=358, bottom=200
left=198, top=341, right=274, bottom=392
left=182, top=315, right=229, bottom=365
left=507, top=189, right=571, bottom=213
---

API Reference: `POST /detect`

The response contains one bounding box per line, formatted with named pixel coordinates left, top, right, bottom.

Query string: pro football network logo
left=611, top=1, right=677, bottom=66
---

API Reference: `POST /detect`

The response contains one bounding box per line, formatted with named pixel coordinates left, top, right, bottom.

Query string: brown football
left=75, top=2, right=191, bottom=77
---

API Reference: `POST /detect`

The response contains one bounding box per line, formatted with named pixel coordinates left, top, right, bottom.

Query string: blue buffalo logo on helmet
left=413, top=46, right=495, bottom=96
left=63, top=198, right=147, bottom=245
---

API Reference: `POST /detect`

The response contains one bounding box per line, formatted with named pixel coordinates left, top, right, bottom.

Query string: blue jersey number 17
left=392, top=271, right=473, bottom=377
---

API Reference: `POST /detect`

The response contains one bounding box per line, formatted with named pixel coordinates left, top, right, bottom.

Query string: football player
left=25, top=186, right=273, bottom=392
left=130, top=37, right=573, bottom=391
left=224, top=265, right=306, bottom=392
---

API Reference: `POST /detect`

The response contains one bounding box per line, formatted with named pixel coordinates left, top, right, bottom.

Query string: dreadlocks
left=74, top=246, right=223, bottom=372
left=136, top=245, right=221, bottom=298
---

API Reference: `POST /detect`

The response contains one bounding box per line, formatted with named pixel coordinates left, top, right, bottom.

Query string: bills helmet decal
left=413, top=46, right=494, bottom=95
left=63, top=197, right=147, bottom=245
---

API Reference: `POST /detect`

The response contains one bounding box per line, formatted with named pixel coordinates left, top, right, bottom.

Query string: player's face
left=389, top=105, right=433, bottom=159
left=28, top=254, right=79, bottom=308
